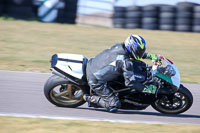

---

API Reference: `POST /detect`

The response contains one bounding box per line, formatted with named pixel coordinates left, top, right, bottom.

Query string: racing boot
left=83, top=94, right=101, bottom=108
left=83, top=94, right=119, bottom=113
left=105, top=94, right=120, bottom=113
left=83, top=94, right=99, bottom=108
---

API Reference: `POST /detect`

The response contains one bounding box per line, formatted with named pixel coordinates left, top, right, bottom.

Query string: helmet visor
left=135, top=47, right=146, bottom=58
left=130, top=45, right=146, bottom=60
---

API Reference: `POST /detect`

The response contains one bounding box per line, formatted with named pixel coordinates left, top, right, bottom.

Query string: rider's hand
left=147, top=53, right=160, bottom=61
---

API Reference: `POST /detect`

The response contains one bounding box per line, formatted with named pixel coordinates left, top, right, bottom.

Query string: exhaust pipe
left=51, top=68, right=79, bottom=85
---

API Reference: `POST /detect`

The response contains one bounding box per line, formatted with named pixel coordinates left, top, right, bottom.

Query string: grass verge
left=0, top=116, right=200, bottom=133
left=0, top=19, right=200, bottom=83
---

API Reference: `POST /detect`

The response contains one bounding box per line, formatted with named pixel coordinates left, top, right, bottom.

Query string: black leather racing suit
left=86, top=43, right=148, bottom=110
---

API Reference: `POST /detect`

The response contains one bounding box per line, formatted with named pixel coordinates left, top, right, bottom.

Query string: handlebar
left=153, top=58, right=162, bottom=66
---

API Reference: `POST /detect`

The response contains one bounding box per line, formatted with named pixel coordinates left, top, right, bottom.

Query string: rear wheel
left=151, top=84, right=193, bottom=114
left=44, top=75, right=86, bottom=107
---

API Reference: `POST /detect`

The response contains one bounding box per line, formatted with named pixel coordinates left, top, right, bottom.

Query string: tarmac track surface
left=0, top=70, right=200, bottom=124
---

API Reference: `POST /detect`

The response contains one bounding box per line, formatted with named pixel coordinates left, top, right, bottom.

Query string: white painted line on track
left=0, top=70, right=51, bottom=75
left=0, top=112, right=190, bottom=125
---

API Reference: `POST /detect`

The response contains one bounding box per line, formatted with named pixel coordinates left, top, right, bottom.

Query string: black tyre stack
left=141, top=5, right=159, bottom=30
left=57, top=0, right=78, bottom=24
left=5, top=0, right=35, bottom=20
left=112, top=2, right=200, bottom=33
left=125, top=6, right=141, bottom=29
left=175, top=3, right=196, bottom=32
left=193, top=6, right=200, bottom=32
left=159, top=5, right=176, bottom=31
left=113, top=6, right=126, bottom=28
left=0, top=0, right=5, bottom=16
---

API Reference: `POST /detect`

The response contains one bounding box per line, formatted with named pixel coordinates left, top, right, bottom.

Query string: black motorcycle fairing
left=120, top=100, right=149, bottom=110
left=119, top=92, right=155, bottom=110
left=157, top=81, right=178, bottom=95
left=108, top=76, right=156, bottom=110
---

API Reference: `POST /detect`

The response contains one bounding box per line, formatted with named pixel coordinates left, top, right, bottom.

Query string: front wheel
left=151, top=84, right=193, bottom=114
left=44, top=75, right=86, bottom=108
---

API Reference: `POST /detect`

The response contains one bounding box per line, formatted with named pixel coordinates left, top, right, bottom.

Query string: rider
left=84, top=35, right=159, bottom=113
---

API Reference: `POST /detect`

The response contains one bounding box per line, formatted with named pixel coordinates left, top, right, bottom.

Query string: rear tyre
left=151, top=84, right=193, bottom=114
left=44, top=75, right=86, bottom=108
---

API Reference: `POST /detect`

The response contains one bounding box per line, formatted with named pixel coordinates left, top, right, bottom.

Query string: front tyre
left=151, top=84, right=193, bottom=114
left=44, top=75, right=86, bottom=108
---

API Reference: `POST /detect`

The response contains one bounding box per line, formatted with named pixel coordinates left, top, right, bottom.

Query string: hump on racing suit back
left=86, top=43, right=146, bottom=85
left=86, top=43, right=128, bottom=84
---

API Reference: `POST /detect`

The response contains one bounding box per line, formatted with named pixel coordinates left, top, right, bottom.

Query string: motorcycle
left=44, top=53, right=193, bottom=114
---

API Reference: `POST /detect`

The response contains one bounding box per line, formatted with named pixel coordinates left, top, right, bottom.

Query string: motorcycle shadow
left=76, top=107, right=200, bottom=119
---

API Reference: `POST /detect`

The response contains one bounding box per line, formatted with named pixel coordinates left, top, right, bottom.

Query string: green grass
left=0, top=116, right=200, bottom=133
left=0, top=19, right=200, bottom=83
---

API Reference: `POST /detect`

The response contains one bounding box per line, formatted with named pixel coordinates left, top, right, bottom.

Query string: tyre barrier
left=113, top=2, right=200, bottom=33
left=0, top=1, right=199, bottom=32
left=0, top=4, right=4, bottom=16
left=125, top=6, right=141, bottom=28
left=0, top=0, right=6, bottom=16
left=37, top=0, right=60, bottom=22
left=6, top=0, right=32, bottom=6
left=142, top=5, right=159, bottom=30
left=113, top=6, right=126, bottom=28
left=159, top=5, right=176, bottom=31
left=7, top=5, right=35, bottom=19
left=193, top=6, right=200, bottom=32
left=175, top=4, right=193, bottom=32
left=58, top=0, right=77, bottom=24
left=34, top=0, right=77, bottom=24
left=0, top=0, right=77, bottom=24
left=2, top=0, right=36, bottom=20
